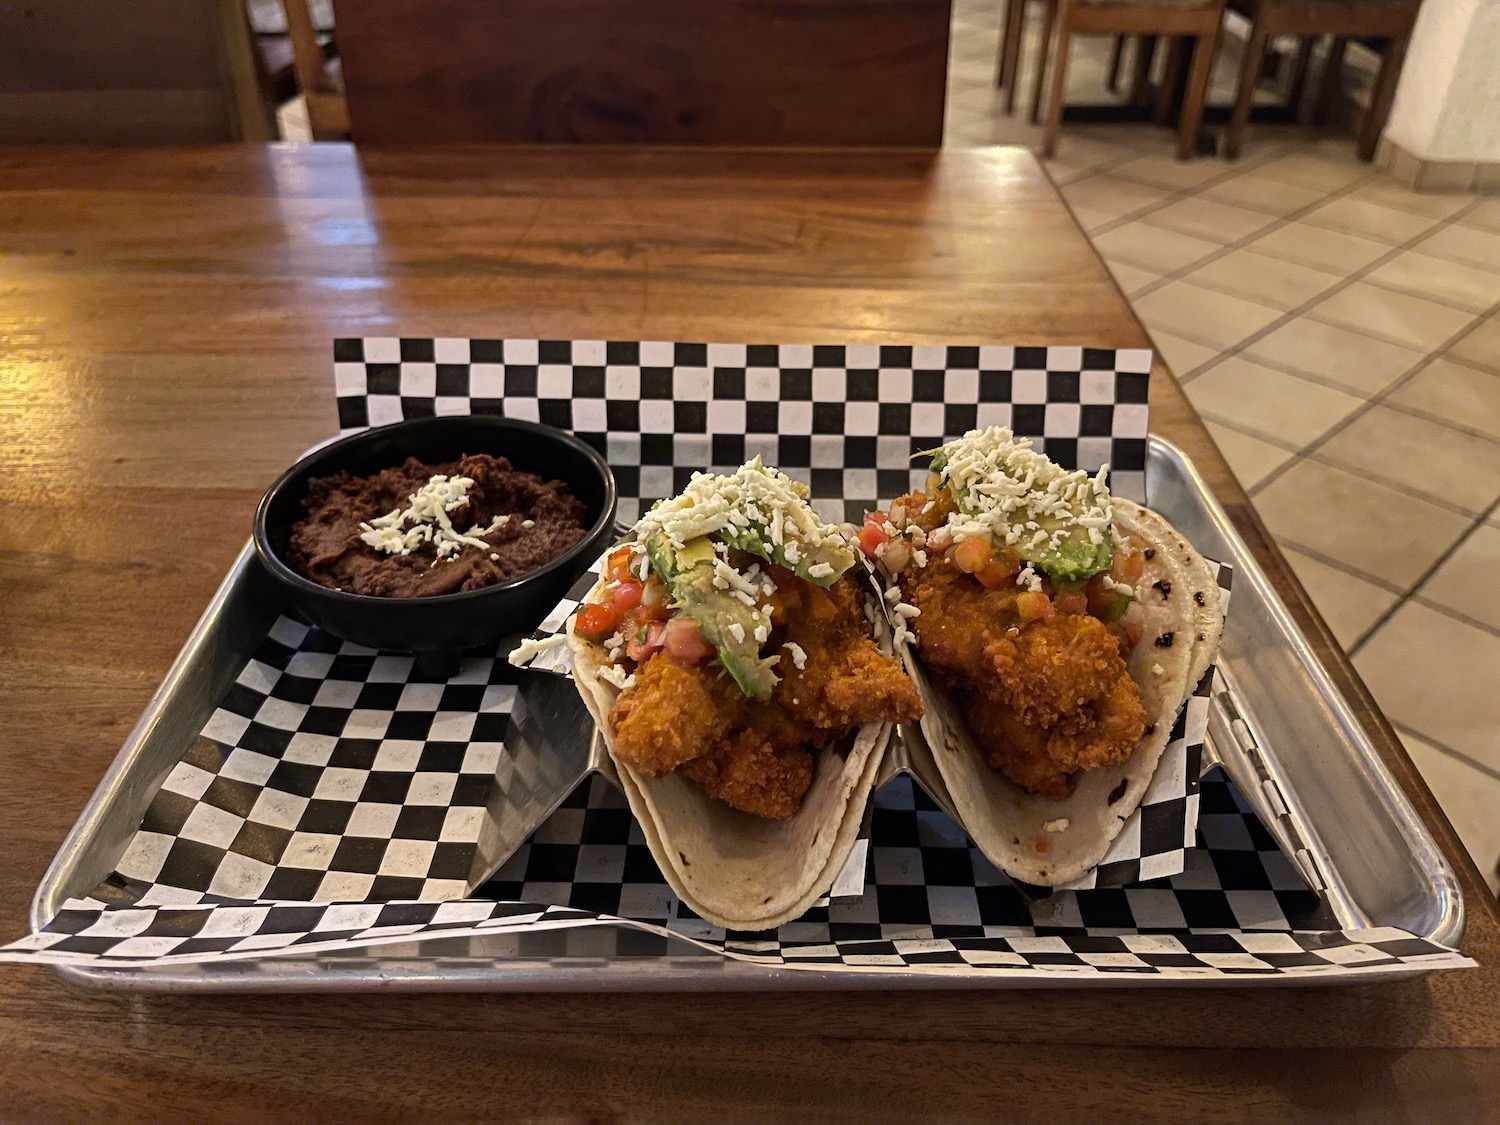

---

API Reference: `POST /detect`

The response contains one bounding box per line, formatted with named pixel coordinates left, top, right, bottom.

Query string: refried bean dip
left=288, top=454, right=587, bottom=597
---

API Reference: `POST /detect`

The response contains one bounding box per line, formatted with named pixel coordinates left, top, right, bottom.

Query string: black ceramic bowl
left=253, top=416, right=616, bottom=654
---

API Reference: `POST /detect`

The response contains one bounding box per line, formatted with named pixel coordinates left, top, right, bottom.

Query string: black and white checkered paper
left=0, top=338, right=1473, bottom=981
left=332, top=337, right=1152, bottom=523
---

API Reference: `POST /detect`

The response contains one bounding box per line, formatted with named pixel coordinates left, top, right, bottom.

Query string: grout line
left=1348, top=493, right=1500, bottom=655
left=1296, top=450, right=1495, bottom=518
left=1191, top=411, right=1309, bottom=454
left=1273, top=539, right=1408, bottom=595
left=1356, top=272, right=1497, bottom=320
left=1390, top=721, right=1500, bottom=788
left=1122, top=165, right=1384, bottom=318
left=1375, top=398, right=1500, bottom=449
left=1250, top=296, right=1500, bottom=499
left=1409, top=595, right=1500, bottom=644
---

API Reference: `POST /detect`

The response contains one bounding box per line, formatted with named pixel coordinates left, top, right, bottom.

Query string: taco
left=568, top=458, right=923, bottom=930
left=861, top=427, right=1225, bottom=887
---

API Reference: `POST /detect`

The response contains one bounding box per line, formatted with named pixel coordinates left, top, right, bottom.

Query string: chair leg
left=1225, top=25, right=1268, bottom=159
left=1286, top=36, right=1315, bottom=120
left=1001, top=0, right=1029, bottom=113
left=1107, top=36, right=1126, bottom=93
left=1177, top=26, right=1219, bottom=160
left=1041, top=21, right=1074, bottom=158
left=1313, top=36, right=1347, bottom=128
left=998, top=0, right=1018, bottom=89
left=1359, top=33, right=1410, bottom=161
left=1154, top=37, right=1188, bottom=125
left=1029, top=0, right=1059, bottom=126
left=1128, top=35, right=1158, bottom=105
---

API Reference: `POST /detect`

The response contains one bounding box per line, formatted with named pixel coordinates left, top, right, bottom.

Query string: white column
left=1384, top=0, right=1500, bottom=163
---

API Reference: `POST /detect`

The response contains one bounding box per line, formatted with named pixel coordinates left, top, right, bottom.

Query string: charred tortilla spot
left=1153, top=578, right=1172, bottom=600
left=1154, top=632, right=1174, bottom=648
left=1193, top=590, right=1206, bottom=606
left=1144, top=722, right=1156, bottom=736
left=1107, top=779, right=1129, bottom=805
left=1143, top=548, right=1156, bottom=560
left=680, top=852, right=690, bottom=867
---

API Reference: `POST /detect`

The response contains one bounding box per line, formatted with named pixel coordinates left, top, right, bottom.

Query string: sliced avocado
left=643, top=534, right=778, bottom=699
left=1018, top=522, right=1113, bottom=583
left=929, top=452, right=1112, bottom=583
left=719, top=524, right=855, bottom=588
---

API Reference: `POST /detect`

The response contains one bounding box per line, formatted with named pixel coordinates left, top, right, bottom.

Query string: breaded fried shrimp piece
left=609, top=655, right=733, bottom=777
left=982, top=614, right=1125, bottom=726
left=679, top=730, right=814, bottom=820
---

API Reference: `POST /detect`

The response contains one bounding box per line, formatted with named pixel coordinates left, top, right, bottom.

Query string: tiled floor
left=948, top=0, right=1500, bottom=892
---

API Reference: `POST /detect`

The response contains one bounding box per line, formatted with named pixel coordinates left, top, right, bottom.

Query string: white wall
left=1385, top=0, right=1500, bottom=162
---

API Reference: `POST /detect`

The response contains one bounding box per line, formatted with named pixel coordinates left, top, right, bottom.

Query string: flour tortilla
left=569, top=572, right=893, bottom=932
left=902, top=498, right=1224, bottom=886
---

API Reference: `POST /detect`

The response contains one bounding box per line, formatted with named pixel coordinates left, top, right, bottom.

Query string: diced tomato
left=625, top=620, right=667, bottom=663
left=858, top=519, right=890, bottom=558
left=1016, top=590, right=1055, bottom=621
left=1085, top=575, right=1132, bottom=623
left=1112, top=549, right=1145, bottom=584
left=606, top=546, right=636, bottom=583
left=975, top=546, right=1022, bottom=590
left=574, top=602, right=619, bottom=640
left=661, top=616, right=715, bottom=663
left=953, top=537, right=992, bottom=574
left=1054, top=591, right=1088, bottom=615
left=610, top=580, right=643, bottom=613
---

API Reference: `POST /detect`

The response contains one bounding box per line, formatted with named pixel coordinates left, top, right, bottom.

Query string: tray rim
left=28, top=437, right=1466, bottom=990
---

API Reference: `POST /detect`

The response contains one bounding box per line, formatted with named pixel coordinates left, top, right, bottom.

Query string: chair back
left=0, top=0, right=273, bottom=142
left=330, top=0, right=952, bottom=145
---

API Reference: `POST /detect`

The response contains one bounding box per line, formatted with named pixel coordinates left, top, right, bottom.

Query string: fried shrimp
left=900, top=556, right=1146, bottom=799
left=777, top=576, right=924, bottom=730
left=610, top=654, right=734, bottom=778
left=679, top=731, right=815, bottom=821
left=982, top=614, right=1126, bottom=727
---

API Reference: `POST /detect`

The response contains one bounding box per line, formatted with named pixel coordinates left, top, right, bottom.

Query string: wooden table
left=0, top=145, right=1496, bottom=1124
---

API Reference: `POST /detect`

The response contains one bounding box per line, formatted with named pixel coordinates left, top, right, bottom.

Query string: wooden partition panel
left=333, top=0, right=952, bottom=145
left=0, top=0, right=273, bottom=143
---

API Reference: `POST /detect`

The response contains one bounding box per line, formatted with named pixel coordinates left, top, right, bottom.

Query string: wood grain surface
left=0, top=144, right=1496, bottom=1125
left=332, top=0, right=951, bottom=145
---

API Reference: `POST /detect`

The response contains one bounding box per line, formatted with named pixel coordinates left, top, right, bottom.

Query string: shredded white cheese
left=597, top=663, right=636, bottom=690
left=359, top=474, right=512, bottom=559
left=783, top=642, right=808, bottom=670
left=1043, top=818, right=1070, bottom=833
left=728, top=622, right=746, bottom=644
left=926, top=427, right=1113, bottom=556
left=894, top=601, right=920, bottom=619
left=1017, top=566, right=1043, bottom=593
left=633, top=457, right=852, bottom=569
left=507, top=633, right=569, bottom=668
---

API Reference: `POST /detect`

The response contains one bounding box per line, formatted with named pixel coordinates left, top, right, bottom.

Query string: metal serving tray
left=31, top=438, right=1464, bottom=990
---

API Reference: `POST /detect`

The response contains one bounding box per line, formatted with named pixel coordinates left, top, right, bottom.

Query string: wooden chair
left=996, top=0, right=1034, bottom=114
left=0, top=0, right=274, bottom=142
left=1224, top=0, right=1422, bottom=160
left=280, top=0, right=349, bottom=139
left=1035, top=0, right=1227, bottom=159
